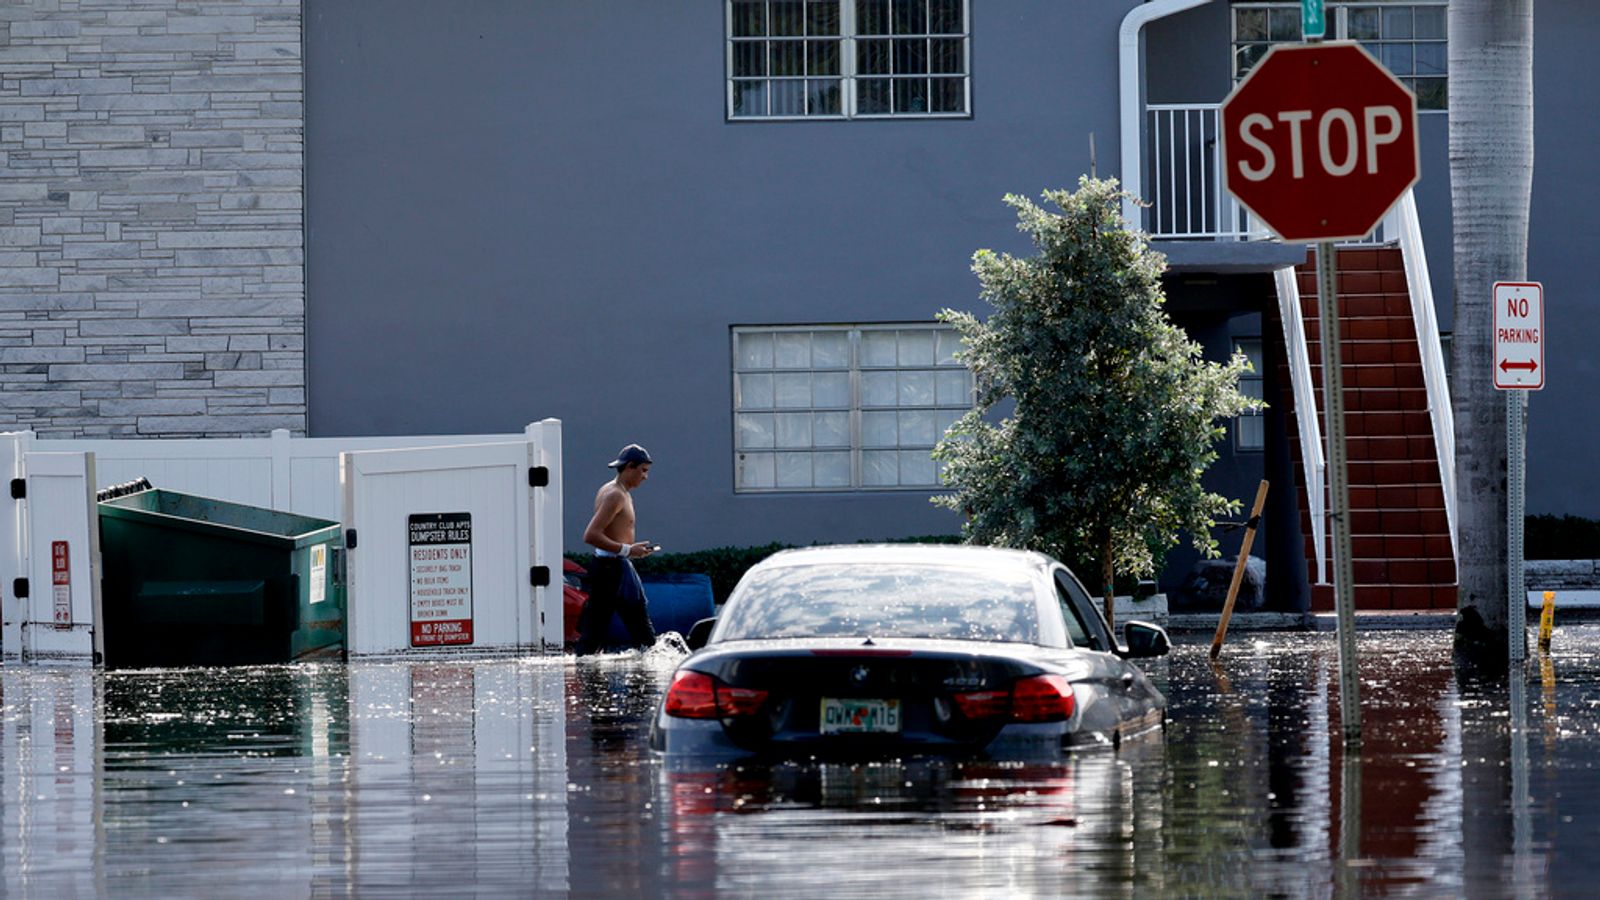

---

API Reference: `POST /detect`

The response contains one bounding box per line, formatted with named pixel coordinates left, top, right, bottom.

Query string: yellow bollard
left=1538, top=590, right=1556, bottom=653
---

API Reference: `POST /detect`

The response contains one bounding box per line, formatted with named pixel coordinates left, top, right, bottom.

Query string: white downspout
left=1119, top=0, right=1216, bottom=226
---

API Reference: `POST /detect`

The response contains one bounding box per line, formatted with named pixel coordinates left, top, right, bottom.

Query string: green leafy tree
left=933, top=178, right=1260, bottom=628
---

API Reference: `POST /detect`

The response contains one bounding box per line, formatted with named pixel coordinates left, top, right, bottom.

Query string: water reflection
left=1, top=628, right=1599, bottom=895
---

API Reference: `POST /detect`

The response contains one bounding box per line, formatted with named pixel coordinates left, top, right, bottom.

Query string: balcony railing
left=1145, top=104, right=1263, bottom=240
left=1144, top=103, right=1394, bottom=244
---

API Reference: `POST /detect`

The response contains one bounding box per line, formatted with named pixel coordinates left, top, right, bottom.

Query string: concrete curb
left=1167, top=611, right=1451, bottom=633
left=1166, top=608, right=1600, bottom=634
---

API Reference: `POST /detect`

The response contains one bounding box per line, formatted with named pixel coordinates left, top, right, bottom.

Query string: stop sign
left=1220, top=42, right=1419, bottom=243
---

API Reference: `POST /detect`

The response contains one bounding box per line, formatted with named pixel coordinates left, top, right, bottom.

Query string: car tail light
left=664, top=670, right=769, bottom=719
left=717, top=685, right=769, bottom=717
left=665, top=671, right=718, bottom=719
left=1010, top=675, right=1076, bottom=723
left=952, top=689, right=1011, bottom=721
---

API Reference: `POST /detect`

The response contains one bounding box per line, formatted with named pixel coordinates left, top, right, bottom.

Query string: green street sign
left=1302, top=0, right=1326, bottom=39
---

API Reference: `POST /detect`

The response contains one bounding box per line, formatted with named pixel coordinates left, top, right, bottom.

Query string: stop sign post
left=1221, top=42, right=1420, bottom=748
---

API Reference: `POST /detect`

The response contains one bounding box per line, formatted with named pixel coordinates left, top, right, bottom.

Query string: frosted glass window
left=898, top=371, right=935, bottom=406
left=863, top=411, right=898, bottom=447
left=737, top=332, right=774, bottom=369
left=774, top=373, right=812, bottom=408
left=814, top=451, right=851, bottom=486
left=814, top=412, right=850, bottom=447
left=936, top=370, right=969, bottom=405
left=861, top=330, right=898, bottom=367
left=936, top=329, right=962, bottom=364
left=776, top=452, right=813, bottom=488
left=897, top=330, right=935, bottom=366
left=863, top=450, right=899, bottom=486
left=813, top=372, right=850, bottom=407
left=776, top=412, right=813, bottom=447
left=738, top=413, right=776, bottom=449
left=737, top=373, right=774, bottom=409
left=738, top=453, right=777, bottom=489
left=813, top=331, right=850, bottom=367
left=775, top=332, right=811, bottom=368
left=733, top=323, right=973, bottom=490
left=899, top=410, right=936, bottom=446
left=861, top=371, right=898, bottom=407
left=899, top=450, right=936, bottom=485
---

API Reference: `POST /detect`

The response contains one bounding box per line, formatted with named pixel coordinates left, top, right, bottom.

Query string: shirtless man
left=574, top=443, right=659, bottom=654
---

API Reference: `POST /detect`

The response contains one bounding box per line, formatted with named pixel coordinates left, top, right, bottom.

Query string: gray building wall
left=305, top=0, right=1143, bottom=554
left=1526, top=1, right=1600, bottom=518
left=0, top=0, right=306, bottom=437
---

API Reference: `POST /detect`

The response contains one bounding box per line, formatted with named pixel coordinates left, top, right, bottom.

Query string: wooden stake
left=1210, top=479, right=1270, bottom=660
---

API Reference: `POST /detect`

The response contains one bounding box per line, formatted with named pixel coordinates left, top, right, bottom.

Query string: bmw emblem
left=850, top=665, right=870, bottom=685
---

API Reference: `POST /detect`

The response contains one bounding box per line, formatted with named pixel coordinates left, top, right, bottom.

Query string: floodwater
left=3, top=628, right=1600, bottom=898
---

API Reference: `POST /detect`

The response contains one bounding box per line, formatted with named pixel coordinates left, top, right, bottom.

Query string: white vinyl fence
left=2, top=421, right=564, bottom=664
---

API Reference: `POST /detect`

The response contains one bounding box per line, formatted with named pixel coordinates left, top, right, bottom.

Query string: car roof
left=752, top=543, right=1057, bottom=574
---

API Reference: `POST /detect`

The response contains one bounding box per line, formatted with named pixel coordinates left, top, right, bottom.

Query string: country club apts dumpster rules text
left=409, top=512, right=474, bottom=647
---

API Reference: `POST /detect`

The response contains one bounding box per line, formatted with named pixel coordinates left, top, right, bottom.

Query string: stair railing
left=1274, top=266, right=1331, bottom=585
left=1395, top=188, right=1457, bottom=563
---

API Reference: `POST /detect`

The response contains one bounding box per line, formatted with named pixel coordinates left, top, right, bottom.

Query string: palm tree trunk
left=1449, top=0, right=1534, bottom=669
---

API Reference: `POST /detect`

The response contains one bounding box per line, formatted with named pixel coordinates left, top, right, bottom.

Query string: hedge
left=1525, top=515, right=1600, bottom=560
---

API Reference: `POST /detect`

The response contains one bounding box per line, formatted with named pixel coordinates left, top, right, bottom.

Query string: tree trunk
left=1449, top=0, right=1534, bottom=670
left=1102, top=530, right=1116, bottom=633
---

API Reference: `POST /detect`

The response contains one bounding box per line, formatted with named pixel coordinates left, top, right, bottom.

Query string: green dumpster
left=97, top=487, right=345, bottom=668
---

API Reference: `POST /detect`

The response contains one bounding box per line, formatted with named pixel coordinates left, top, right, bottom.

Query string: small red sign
left=411, top=619, right=474, bottom=646
left=51, top=540, right=71, bottom=627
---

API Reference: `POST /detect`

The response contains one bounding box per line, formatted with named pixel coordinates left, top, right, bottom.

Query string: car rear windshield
left=716, top=563, right=1040, bottom=643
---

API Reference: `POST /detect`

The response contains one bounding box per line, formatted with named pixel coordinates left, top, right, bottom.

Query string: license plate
left=819, top=698, right=901, bottom=734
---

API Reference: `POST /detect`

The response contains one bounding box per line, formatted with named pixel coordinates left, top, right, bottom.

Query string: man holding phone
left=575, top=443, right=659, bottom=654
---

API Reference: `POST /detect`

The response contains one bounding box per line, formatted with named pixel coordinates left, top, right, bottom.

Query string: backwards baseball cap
left=607, top=443, right=654, bottom=469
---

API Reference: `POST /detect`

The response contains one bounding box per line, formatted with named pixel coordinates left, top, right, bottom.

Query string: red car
left=563, top=558, right=589, bottom=647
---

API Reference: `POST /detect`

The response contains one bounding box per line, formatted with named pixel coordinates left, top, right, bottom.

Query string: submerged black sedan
left=649, top=545, right=1169, bottom=759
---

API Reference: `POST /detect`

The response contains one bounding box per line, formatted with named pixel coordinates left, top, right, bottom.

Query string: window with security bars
left=1231, top=2, right=1447, bottom=111
left=1235, top=338, right=1265, bottom=452
left=727, top=0, right=970, bottom=120
left=733, top=325, right=973, bottom=491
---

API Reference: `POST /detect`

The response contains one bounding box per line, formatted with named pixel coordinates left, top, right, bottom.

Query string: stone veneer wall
left=0, top=0, right=305, bottom=437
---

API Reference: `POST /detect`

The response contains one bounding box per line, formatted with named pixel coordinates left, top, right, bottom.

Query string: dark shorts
left=573, top=556, right=656, bottom=655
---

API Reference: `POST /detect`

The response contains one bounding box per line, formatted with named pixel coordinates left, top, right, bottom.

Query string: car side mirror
left=686, top=617, right=716, bottom=652
left=1121, top=620, right=1170, bottom=659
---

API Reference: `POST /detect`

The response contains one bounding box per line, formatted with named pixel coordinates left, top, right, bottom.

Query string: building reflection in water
left=0, top=658, right=571, bottom=896
left=0, top=668, right=102, bottom=897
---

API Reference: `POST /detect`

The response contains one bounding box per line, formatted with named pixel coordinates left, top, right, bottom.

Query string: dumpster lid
left=98, top=489, right=339, bottom=546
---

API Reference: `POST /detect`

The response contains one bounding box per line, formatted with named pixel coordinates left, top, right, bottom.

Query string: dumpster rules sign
left=52, top=540, right=71, bottom=628
left=408, top=512, right=474, bottom=647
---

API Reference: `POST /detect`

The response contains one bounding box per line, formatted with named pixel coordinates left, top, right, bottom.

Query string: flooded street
left=5, top=628, right=1600, bottom=897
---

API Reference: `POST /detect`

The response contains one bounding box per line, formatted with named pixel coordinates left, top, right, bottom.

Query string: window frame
left=1229, top=2, right=1448, bottom=113
left=725, top=0, right=973, bottom=122
left=1054, top=568, right=1115, bottom=653
left=731, top=322, right=974, bottom=493
left=1234, top=336, right=1265, bottom=453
